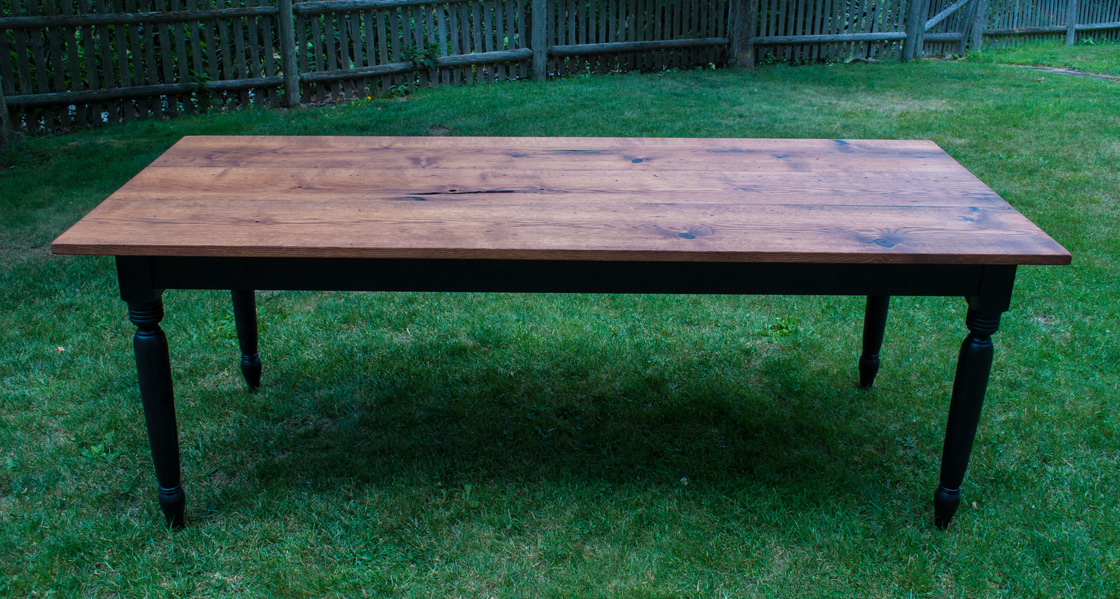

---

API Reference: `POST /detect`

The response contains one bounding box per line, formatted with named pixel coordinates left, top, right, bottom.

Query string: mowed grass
left=969, top=38, right=1120, bottom=75
left=2, top=48, right=1119, bottom=597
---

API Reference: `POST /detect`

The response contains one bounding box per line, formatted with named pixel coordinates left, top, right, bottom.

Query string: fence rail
left=0, top=6, right=278, bottom=27
left=2, top=0, right=1118, bottom=137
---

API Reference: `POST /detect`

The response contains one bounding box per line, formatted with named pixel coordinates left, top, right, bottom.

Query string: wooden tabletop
left=51, top=136, right=1070, bottom=265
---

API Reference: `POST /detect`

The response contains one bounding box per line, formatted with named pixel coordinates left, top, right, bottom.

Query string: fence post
left=958, top=0, right=978, bottom=54
left=917, top=0, right=930, bottom=58
left=531, top=0, right=548, bottom=81
left=1065, top=0, right=1078, bottom=45
left=728, top=0, right=758, bottom=69
left=902, top=0, right=924, bottom=61
left=278, top=0, right=300, bottom=107
left=970, top=0, right=988, bottom=51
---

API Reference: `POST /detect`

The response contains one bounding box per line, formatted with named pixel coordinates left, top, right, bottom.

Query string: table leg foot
left=232, top=290, right=262, bottom=389
left=934, top=307, right=1001, bottom=529
left=859, top=295, right=890, bottom=388
left=933, top=484, right=961, bottom=529
left=159, top=484, right=187, bottom=528
left=129, top=298, right=186, bottom=529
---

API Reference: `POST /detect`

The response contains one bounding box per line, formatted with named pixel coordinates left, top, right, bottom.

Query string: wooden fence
left=981, top=0, right=1120, bottom=48
left=1, top=0, right=1117, bottom=136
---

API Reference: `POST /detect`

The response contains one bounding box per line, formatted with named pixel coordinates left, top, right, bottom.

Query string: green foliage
left=2, top=52, right=1120, bottom=596
left=385, top=81, right=419, bottom=98
left=403, top=42, right=442, bottom=73
left=373, top=43, right=446, bottom=98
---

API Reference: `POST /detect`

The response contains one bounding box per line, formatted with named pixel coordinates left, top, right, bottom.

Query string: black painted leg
left=129, top=298, right=186, bottom=528
left=934, top=308, right=1002, bottom=529
left=859, top=295, right=890, bottom=388
left=231, top=289, right=262, bottom=389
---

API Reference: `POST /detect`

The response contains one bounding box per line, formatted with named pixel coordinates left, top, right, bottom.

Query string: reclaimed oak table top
left=52, top=136, right=1070, bottom=531
left=52, top=136, right=1069, bottom=264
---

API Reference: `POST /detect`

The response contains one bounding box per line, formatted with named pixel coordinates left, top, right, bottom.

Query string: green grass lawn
left=2, top=49, right=1119, bottom=597
left=970, top=39, right=1120, bottom=76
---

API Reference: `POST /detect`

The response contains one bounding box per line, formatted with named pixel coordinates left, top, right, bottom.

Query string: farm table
left=52, top=136, right=1070, bottom=529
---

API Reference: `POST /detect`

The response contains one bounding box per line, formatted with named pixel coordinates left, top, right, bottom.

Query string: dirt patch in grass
left=1006, top=64, right=1120, bottom=82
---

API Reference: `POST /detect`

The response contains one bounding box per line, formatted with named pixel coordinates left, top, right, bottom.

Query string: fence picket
left=327, top=10, right=345, bottom=98
left=374, top=8, right=389, bottom=89
left=217, top=5, right=235, bottom=94
left=263, top=0, right=281, bottom=105
left=459, top=2, right=472, bottom=83
left=661, top=0, right=671, bottom=66
left=447, top=3, right=463, bottom=83
left=140, top=0, right=162, bottom=116
left=18, top=1, right=40, bottom=128
left=256, top=0, right=272, bottom=104
left=40, top=0, right=64, bottom=127
left=230, top=0, right=250, bottom=107
left=347, top=9, right=361, bottom=97
left=661, top=0, right=669, bottom=68
left=136, top=0, right=158, bottom=116
left=79, top=2, right=105, bottom=123
left=244, top=0, right=262, bottom=105
left=338, top=9, right=354, bottom=98
left=777, top=0, right=789, bottom=61
left=26, top=0, right=49, bottom=114
left=362, top=7, right=376, bottom=77
left=388, top=7, right=403, bottom=88
left=355, top=6, right=371, bottom=93
left=114, top=0, right=136, bottom=119
left=309, top=11, right=324, bottom=100
left=96, top=0, right=121, bottom=122
left=59, top=0, right=89, bottom=126
left=186, top=2, right=203, bottom=110
left=496, top=0, right=509, bottom=79
left=587, top=0, right=596, bottom=52
left=434, top=3, right=447, bottom=84
left=0, top=73, right=9, bottom=142
left=516, top=0, right=527, bottom=77
left=201, top=4, right=221, bottom=103
left=795, top=0, right=807, bottom=61
left=11, top=0, right=31, bottom=105
left=153, top=0, right=177, bottom=114
left=362, top=5, right=376, bottom=81
left=350, top=9, right=365, bottom=90
left=477, top=1, right=492, bottom=79
left=641, top=0, right=650, bottom=70
left=330, top=9, right=345, bottom=97
left=127, top=0, right=151, bottom=118
left=508, top=0, right=519, bottom=77
left=294, top=8, right=309, bottom=102
left=412, top=5, right=428, bottom=86
left=0, top=27, right=11, bottom=105
left=822, top=0, right=836, bottom=61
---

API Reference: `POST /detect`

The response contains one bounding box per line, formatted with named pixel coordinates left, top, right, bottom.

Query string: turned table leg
left=231, top=289, right=262, bottom=389
left=128, top=296, right=186, bottom=528
left=934, top=307, right=1003, bottom=529
left=859, top=295, right=890, bottom=388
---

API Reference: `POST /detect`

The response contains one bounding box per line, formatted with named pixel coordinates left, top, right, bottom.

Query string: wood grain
left=51, top=136, right=1071, bottom=265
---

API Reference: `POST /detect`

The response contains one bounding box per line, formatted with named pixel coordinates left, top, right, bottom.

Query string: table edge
left=50, top=241, right=1073, bottom=266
